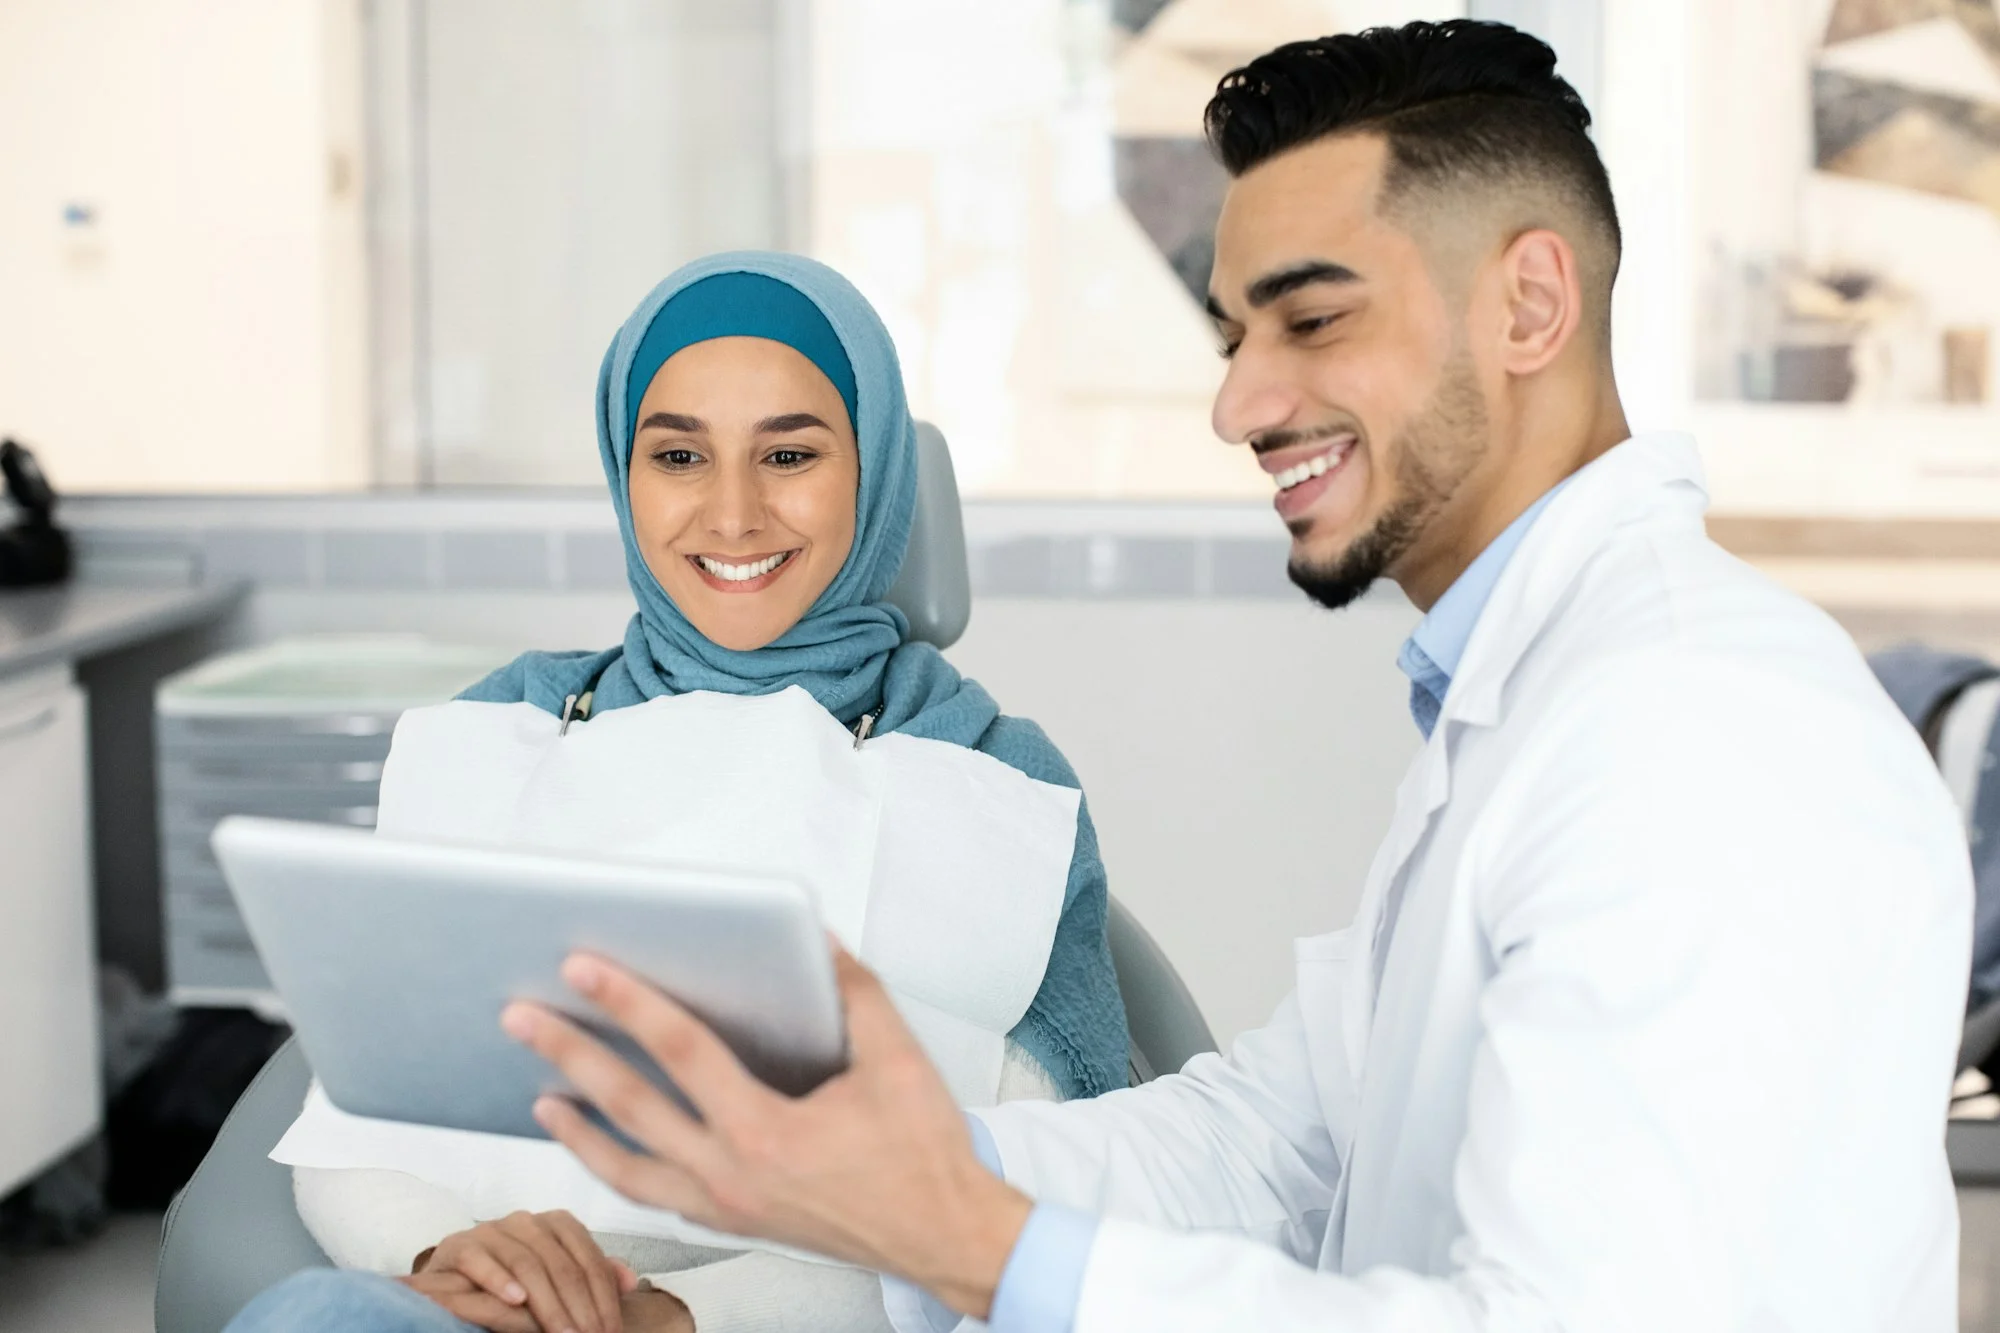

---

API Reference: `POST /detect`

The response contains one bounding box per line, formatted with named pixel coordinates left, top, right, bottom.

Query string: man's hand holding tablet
left=503, top=948, right=1032, bottom=1323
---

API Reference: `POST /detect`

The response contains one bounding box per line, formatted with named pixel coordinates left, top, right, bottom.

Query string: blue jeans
left=225, top=1269, right=480, bottom=1332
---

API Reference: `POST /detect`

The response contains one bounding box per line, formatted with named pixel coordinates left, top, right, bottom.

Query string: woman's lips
left=687, top=550, right=799, bottom=594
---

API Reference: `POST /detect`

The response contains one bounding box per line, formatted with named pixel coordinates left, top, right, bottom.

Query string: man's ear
left=1496, top=229, right=1582, bottom=376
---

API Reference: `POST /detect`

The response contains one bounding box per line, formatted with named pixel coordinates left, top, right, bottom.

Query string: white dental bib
left=271, top=686, right=1078, bottom=1246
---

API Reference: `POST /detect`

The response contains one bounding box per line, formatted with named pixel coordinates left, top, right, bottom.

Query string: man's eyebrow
left=1244, top=261, right=1362, bottom=309
left=755, top=412, right=832, bottom=434
left=639, top=412, right=704, bottom=433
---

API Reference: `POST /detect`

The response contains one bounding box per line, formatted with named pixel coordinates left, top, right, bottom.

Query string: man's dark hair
left=1204, top=20, right=1621, bottom=290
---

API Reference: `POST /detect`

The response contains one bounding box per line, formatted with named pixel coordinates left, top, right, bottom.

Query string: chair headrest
left=884, top=422, right=971, bottom=650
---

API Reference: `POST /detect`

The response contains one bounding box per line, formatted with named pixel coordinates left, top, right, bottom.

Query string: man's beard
left=1287, top=354, right=1489, bottom=612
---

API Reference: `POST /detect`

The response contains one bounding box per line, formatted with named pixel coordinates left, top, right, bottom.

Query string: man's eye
left=1289, top=314, right=1341, bottom=338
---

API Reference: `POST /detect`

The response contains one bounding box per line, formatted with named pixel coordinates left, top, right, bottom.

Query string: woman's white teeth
left=696, top=552, right=791, bottom=582
left=1274, top=441, right=1354, bottom=492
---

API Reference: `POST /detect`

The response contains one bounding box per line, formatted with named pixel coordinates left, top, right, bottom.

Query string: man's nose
left=1211, top=345, right=1302, bottom=447
left=705, top=463, right=767, bottom=542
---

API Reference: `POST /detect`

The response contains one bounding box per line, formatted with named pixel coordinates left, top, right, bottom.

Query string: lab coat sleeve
left=999, top=658, right=1970, bottom=1332
left=973, top=989, right=1343, bottom=1263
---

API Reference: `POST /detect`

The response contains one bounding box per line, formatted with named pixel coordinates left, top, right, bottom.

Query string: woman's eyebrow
left=639, top=411, right=705, bottom=432
left=755, top=412, right=832, bottom=434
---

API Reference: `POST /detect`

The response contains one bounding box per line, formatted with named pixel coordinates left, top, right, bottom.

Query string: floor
left=0, top=1211, right=159, bottom=1332
left=4, top=1198, right=2000, bottom=1330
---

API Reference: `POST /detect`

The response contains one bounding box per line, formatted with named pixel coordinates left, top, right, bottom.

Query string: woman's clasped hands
left=399, top=1209, right=692, bottom=1333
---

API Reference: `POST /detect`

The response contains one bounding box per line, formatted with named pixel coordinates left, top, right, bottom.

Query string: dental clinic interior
left=9, top=0, right=2000, bottom=1328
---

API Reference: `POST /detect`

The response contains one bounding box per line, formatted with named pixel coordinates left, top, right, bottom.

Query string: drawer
left=157, top=713, right=402, bottom=748
left=162, top=860, right=236, bottom=912
left=166, top=925, right=271, bottom=995
left=159, top=791, right=378, bottom=829
left=158, top=754, right=386, bottom=790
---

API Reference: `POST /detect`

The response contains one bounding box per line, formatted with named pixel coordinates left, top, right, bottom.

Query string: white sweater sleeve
left=646, top=1253, right=895, bottom=1333
left=292, top=1164, right=478, bottom=1275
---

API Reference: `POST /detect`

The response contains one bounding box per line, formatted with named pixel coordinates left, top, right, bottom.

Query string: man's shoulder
left=1528, top=521, right=1875, bottom=718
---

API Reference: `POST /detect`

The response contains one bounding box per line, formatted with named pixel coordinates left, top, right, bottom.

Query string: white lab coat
left=965, top=434, right=1972, bottom=1331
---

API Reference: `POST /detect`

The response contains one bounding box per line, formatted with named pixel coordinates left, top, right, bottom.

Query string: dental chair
left=154, top=423, right=1219, bottom=1333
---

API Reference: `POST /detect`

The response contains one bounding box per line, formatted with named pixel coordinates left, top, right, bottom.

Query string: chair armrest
left=155, top=1036, right=329, bottom=1333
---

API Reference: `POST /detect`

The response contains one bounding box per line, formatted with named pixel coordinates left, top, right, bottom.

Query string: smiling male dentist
left=506, top=20, right=1974, bottom=1332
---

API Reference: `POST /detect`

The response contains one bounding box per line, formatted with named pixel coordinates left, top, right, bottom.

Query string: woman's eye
left=652, top=447, right=703, bottom=469
left=766, top=449, right=816, bottom=469
left=1289, top=314, right=1341, bottom=339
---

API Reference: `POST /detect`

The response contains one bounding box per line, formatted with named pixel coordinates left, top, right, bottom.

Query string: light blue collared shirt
left=899, top=481, right=1572, bottom=1333
left=1396, top=478, right=1570, bottom=739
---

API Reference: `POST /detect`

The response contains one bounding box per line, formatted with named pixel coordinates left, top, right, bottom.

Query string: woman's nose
left=704, top=463, right=767, bottom=542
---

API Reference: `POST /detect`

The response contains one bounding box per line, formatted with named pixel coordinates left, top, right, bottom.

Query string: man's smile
left=1261, top=432, right=1361, bottom=524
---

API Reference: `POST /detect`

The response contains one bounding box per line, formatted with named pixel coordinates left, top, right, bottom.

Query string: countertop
left=0, top=582, right=248, bottom=681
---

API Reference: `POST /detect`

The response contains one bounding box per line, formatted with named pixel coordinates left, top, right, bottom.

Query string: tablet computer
left=211, top=815, right=849, bottom=1140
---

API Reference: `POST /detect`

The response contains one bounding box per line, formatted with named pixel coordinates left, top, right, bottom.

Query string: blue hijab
left=468, top=250, right=996, bottom=741
left=460, top=252, right=1130, bottom=1098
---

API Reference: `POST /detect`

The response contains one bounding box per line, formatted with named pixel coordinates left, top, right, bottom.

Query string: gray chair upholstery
left=885, top=421, right=970, bottom=650
left=155, top=1036, right=324, bottom=1333
left=1107, top=896, right=1218, bottom=1083
left=155, top=894, right=1215, bottom=1333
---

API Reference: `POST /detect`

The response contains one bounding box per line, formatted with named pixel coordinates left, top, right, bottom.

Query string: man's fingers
left=505, top=1001, right=713, bottom=1170
left=563, top=953, right=765, bottom=1120
left=831, top=946, right=920, bottom=1060
left=533, top=1093, right=715, bottom=1222
left=546, top=1208, right=626, bottom=1333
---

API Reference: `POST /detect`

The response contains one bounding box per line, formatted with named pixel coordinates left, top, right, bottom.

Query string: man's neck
left=1396, top=393, right=1629, bottom=612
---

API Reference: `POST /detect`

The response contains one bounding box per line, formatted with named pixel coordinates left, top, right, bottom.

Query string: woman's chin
left=684, top=611, right=792, bottom=653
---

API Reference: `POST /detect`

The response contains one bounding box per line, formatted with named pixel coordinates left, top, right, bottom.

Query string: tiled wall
left=61, top=494, right=1302, bottom=601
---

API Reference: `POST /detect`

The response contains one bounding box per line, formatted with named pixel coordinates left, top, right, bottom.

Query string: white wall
left=950, top=597, right=1419, bottom=1043
left=226, top=584, right=1420, bottom=1044
left=0, top=0, right=369, bottom=492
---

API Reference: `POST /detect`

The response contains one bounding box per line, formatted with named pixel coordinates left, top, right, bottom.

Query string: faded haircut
left=1204, top=20, right=1621, bottom=331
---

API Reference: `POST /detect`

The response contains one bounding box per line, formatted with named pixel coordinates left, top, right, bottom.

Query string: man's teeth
left=1274, top=441, right=1354, bottom=492
left=696, top=552, right=792, bottom=582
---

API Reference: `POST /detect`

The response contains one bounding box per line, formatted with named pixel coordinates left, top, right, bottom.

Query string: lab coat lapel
left=1338, top=436, right=1709, bottom=1098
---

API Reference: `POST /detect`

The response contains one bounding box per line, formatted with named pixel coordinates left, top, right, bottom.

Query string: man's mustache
left=1250, top=423, right=1360, bottom=456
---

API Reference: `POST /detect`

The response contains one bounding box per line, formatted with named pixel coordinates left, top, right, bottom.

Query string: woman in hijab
left=235, top=252, right=1130, bottom=1333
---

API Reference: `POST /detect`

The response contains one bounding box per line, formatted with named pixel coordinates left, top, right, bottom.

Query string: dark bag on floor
left=105, top=1008, right=289, bottom=1209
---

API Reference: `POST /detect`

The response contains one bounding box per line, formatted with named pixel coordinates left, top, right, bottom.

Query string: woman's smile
left=687, top=549, right=800, bottom=592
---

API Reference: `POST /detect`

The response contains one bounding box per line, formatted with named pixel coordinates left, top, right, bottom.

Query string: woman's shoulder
left=455, top=647, right=623, bottom=707
left=972, top=712, right=1083, bottom=792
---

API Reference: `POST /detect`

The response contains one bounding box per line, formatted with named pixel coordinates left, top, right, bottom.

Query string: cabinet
left=0, top=668, right=99, bottom=1197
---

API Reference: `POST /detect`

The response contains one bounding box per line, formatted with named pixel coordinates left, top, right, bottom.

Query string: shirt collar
left=1396, top=475, right=1573, bottom=717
